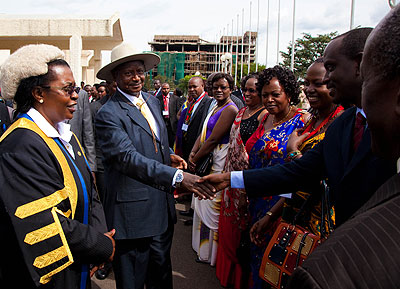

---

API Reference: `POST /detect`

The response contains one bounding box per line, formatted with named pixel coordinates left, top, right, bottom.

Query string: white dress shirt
left=27, top=108, right=75, bottom=159
left=117, top=87, right=160, bottom=139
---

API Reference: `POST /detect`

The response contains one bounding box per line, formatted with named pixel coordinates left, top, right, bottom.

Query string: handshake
left=178, top=172, right=232, bottom=200
left=170, top=154, right=232, bottom=200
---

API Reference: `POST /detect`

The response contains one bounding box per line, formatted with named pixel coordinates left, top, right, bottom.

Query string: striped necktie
left=135, top=97, right=157, bottom=136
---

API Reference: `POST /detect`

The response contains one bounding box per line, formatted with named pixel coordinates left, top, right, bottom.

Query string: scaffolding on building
left=148, top=32, right=257, bottom=81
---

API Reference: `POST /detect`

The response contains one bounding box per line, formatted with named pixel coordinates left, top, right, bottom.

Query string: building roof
left=0, top=13, right=123, bottom=51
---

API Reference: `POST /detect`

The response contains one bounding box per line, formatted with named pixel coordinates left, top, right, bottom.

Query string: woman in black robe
left=0, top=44, right=115, bottom=289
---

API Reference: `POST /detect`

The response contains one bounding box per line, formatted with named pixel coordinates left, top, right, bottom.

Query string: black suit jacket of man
left=286, top=172, right=400, bottom=289
left=157, top=92, right=185, bottom=134
left=243, top=106, right=396, bottom=226
left=95, top=90, right=177, bottom=240
left=181, top=95, right=213, bottom=161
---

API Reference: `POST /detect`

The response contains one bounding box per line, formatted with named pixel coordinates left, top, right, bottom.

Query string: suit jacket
left=157, top=92, right=185, bottom=134
left=243, top=106, right=396, bottom=226
left=230, top=93, right=245, bottom=110
left=66, top=90, right=97, bottom=171
left=95, top=90, right=177, bottom=240
left=286, top=172, right=400, bottom=289
left=181, top=95, right=213, bottom=161
left=232, top=89, right=245, bottom=105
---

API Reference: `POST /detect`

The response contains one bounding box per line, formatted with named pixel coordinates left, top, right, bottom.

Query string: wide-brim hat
left=97, top=43, right=160, bottom=82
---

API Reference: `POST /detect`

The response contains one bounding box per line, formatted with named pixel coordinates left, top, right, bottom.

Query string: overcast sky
left=0, top=0, right=394, bottom=67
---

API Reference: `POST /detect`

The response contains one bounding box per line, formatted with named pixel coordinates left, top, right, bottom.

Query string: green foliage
left=232, top=63, right=266, bottom=88
left=144, top=74, right=175, bottom=91
left=177, top=74, right=206, bottom=96
left=280, top=32, right=338, bottom=79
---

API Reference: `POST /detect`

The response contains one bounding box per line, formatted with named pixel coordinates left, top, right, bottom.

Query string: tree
left=177, top=74, right=206, bottom=96
left=144, top=74, right=175, bottom=91
left=232, top=63, right=266, bottom=88
left=280, top=32, right=338, bottom=79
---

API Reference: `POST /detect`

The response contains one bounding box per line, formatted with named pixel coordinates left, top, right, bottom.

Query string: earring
left=39, top=99, right=44, bottom=103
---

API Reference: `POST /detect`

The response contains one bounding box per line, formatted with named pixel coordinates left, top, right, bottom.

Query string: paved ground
left=91, top=202, right=225, bottom=289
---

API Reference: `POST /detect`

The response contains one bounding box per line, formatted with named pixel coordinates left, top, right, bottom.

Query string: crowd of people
left=0, top=4, right=400, bottom=289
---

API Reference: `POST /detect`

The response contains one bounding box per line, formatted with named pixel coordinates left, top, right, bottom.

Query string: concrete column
left=166, top=43, right=169, bottom=52
left=82, top=66, right=87, bottom=83
left=93, top=49, right=102, bottom=82
left=69, top=34, right=82, bottom=84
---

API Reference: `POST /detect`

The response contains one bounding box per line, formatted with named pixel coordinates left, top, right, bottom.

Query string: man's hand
left=90, top=229, right=116, bottom=277
left=287, top=129, right=309, bottom=153
left=181, top=172, right=216, bottom=200
left=170, top=154, right=187, bottom=170
left=199, top=172, right=231, bottom=192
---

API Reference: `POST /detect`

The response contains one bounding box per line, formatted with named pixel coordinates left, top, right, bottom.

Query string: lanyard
left=184, top=92, right=205, bottom=124
left=163, top=94, right=169, bottom=113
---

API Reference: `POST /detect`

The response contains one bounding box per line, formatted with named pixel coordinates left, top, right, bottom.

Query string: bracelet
left=265, top=211, right=273, bottom=217
left=285, top=150, right=302, bottom=162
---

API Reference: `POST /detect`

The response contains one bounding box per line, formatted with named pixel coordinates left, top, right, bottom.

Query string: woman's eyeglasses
left=41, top=85, right=77, bottom=95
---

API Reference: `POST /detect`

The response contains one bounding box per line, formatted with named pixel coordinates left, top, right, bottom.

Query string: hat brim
left=96, top=53, right=160, bottom=82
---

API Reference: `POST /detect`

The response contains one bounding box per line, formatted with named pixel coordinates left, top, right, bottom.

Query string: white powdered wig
left=0, top=44, right=65, bottom=100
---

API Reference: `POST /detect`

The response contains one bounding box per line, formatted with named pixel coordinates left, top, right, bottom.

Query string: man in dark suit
left=95, top=43, right=215, bottom=289
left=156, top=82, right=183, bottom=147
left=287, top=6, right=400, bottom=288
left=201, top=27, right=396, bottom=227
left=152, top=79, right=161, bottom=96
left=66, top=89, right=97, bottom=172
left=182, top=76, right=213, bottom=162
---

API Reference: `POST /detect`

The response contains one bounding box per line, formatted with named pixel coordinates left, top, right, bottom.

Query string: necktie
left=163, top=94, right=169, bottom=118
left=353, top=112, right=366, bottom=151
left=135, top=97, right=157, bottom=136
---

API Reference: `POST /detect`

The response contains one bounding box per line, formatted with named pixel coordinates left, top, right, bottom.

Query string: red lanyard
left=302, top=106, right=344, bottom=141
left=163, top=94, right=169, bottom=112
left=184, top=92, right=205, bottom=124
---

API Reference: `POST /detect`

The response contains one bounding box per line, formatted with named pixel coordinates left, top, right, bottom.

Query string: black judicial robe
left=0, top=117, right=112, bottom=289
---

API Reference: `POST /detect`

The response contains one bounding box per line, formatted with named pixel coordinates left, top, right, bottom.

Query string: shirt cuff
left=279, top=193, right=292, bottom=199
left=231, top=171, right=245, bottom=189
left=172, top=169, right=179, bottom=187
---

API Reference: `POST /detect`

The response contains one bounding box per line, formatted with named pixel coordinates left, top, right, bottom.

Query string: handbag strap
left=295, top=232, right=309, bottom=267
left=320, top=180, right=334, bottom=238
left=292, top=192, right=317, bottom=225
left=292, top=180, right=334, bottom=238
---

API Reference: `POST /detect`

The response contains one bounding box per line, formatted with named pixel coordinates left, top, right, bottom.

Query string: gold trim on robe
left=0, top=118, right=78, bottom=284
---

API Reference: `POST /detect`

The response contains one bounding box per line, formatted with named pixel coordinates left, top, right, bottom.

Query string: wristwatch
left=175, top=169, right=184, bottom=188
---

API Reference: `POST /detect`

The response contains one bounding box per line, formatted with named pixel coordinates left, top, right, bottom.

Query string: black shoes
left=179, top=208, right=194, bottom=217
left=195, top=257, right=209, bottom=264
left=95, top=263, right=112, bottom=280
left=184, top=219, right=193, bottom=226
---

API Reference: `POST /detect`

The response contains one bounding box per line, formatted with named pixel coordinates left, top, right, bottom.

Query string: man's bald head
left=361, top=5, right=400, bottom=159
left=188, top=76, right=205, bottom=99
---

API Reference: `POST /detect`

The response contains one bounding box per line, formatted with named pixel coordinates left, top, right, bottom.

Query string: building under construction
left=148, top=32, right=257, bottom=81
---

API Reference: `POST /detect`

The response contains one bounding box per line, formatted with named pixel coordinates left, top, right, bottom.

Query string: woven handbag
left=259, top=181, right=333, bottom=289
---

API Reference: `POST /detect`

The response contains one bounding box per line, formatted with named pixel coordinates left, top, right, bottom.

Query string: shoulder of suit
left=142, top=91, right=152, bottom=98
left=324, top=106, right=355, bottom=130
